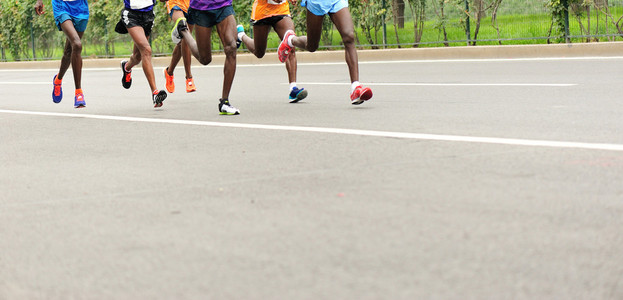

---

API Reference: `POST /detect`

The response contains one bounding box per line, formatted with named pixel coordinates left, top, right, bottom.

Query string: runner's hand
left=34, top=0, right=44, bottom=15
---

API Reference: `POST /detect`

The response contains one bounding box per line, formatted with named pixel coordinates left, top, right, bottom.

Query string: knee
left=254, top=50, right=266, bottom=59
left=71, top=39, right=82, bottom=53
left=307, top=43, right=319, bottom=53
left=140, top=46, right=152, bottom=58
left=224, top=43, right=237, bottom=58
left=342, top=31, right=355, bottom=46
left=199, top=56, right=212, bottom=65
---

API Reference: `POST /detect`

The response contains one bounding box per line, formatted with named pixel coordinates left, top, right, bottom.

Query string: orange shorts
left=167, top=0, right=190, bottom=14
left=251, top=0, right=290, bottom=21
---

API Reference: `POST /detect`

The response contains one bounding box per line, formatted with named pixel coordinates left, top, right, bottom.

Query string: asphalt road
left=1, top=54, right=623, bottom=299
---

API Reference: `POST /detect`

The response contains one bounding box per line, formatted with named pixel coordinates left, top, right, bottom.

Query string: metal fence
left=2, top=0, right=623, bottom=62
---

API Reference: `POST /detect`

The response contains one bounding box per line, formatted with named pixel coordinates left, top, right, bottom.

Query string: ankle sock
left=54, top=76, right=62, bottom=85
left=75, top=89, right=83, bottom=95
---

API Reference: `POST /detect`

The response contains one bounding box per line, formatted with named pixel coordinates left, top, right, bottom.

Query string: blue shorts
left=301, top=0, right=348, bottom=16
left=169, top=6, right=190, bottom=21
left=55, top=14, right=88, bottom=32
left=188, top=5, right=234, bottom=28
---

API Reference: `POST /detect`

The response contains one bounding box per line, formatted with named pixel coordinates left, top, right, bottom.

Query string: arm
left=34, top=0, right=45, bottom=16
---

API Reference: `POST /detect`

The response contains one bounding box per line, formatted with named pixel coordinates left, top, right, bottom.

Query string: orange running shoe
left=186, top=77, right=196, bottom=93
left=164, top=67, right=175, bottom=93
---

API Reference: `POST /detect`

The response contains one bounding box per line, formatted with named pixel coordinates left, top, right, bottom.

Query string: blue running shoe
left=52, top=74, right=62, bottom=103
left=74, top=92, right=85, bottom=108
left=289, top=86, right=308, bottom=103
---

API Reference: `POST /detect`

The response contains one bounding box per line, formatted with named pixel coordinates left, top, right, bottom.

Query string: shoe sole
left=289, top=89, right=308, bottom=103
left=154, top=91, right=167, bottom=108
left=219, top=111, right=240, bottom=115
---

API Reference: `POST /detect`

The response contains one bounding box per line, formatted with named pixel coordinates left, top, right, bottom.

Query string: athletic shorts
left=169, top=6, right=190, bottom=20
left=188, top=5, right=234, bottom=28
left=301, top=0, right=348, bottom=16
left=116, top=8, right=155, bottom=37
left=55, top=14, right=88, bottom=32
left=251, top=15, right=288, bottom=27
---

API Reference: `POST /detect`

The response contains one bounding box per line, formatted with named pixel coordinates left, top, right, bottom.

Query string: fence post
left=30, top=21, right=36, bottom=60
left=105, top=19, right=110, bottom=57
left=563, top=0, right=570, bottom=43
left=464, top=0, right=471, bottom=45
left=1, top=46, right=5, bottom=62
left=382, top=0, right=387, bottom=48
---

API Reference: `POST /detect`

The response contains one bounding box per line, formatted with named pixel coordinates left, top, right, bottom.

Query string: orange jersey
left=251, top=0, right=290, bottom=21
left=167, top=0, right=190, bottom=13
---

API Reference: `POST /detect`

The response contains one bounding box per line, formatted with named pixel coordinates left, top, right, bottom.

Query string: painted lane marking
left=2, top=109, right=623, bottom=152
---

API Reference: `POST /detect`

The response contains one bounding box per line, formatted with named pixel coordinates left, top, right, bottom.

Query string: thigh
left=194, top=24, right=213, bottom=58
left=60, top=19, right=81, bottom=42
left=216, top=14, right=237, bottom=48
left=251, top=24, right=271, bottom=52
left=329, top=6, right=354, bottom=38
left=305, top=10, right=324, bottom=46
left=272, top=16, right=294, bottom=39
left=127, top=26, right=150, bottom=50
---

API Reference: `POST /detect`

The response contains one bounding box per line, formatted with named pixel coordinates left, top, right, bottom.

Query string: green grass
left=4, top=11, right=623, bottom=61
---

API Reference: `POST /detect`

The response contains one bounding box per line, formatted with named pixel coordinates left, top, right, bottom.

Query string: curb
left=2, top=42, right=623, bottom=69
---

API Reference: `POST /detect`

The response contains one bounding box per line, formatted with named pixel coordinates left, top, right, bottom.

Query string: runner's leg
left=216, top=14, right=237, bottom=100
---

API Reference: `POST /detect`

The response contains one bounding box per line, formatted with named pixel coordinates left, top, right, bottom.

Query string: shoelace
left=125, top=73, right=131, bottom=82
left=54, top=85, right=61, bottom=96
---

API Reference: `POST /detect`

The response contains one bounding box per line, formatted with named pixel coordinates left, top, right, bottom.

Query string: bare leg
left=216, top=15, right=237, bottom=100
left=301, top=9, right=324, bottom=52
left=273, top=17, right=298, bottom=83
left=329, top=8, right=359, bottom=83
left=181, top=24, right=212, bottom=65
left=126, top=26, right=157, bottom=91
left=182, top=25, right=194, bottom=78
left=241, top=24, right=270, bottom=58
left=59, top=21, right=84, bottom=89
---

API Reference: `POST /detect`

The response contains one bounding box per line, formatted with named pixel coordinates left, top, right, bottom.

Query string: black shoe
left=121, top=60, right=132, bottom=89
left=153, top=90, right=167, bottom=108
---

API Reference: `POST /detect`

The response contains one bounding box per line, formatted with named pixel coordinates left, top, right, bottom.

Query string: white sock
left=351, top=81, right=360, bottom=93
left=287, top=35, right=294, bottom=47
left=289, top=82, right=297, bottom=91
left=237, top=31, right=245, bottom=41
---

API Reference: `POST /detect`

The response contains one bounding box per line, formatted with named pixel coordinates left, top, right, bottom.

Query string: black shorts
left=115, top=8, right=154, bottom=37
left=188, top=5, right=234, bottom=28
left=251, top=15, right=289, bottom=27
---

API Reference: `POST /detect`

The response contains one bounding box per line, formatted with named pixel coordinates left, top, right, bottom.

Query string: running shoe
left=52, top=74, right=62, bottom=103
left=164, top=67, right=175, bottom=93
left=350, top=85, right=373, bottom=105
left=74, top=92, right=85, bottom=108
left=219, top=99, right=240, bottom=115
left=153, top=90, right=167, bottom=108
left=278, top=30, right=295, bottom=63
left=289, top=86, right=308, bottom=103
left=186, top=77, right=196, bottom=93
left=121, top=60, right=132, bottom=89
left=171, top=18, right=188, bottom=44
left=236, top=25, right=245, bottom=49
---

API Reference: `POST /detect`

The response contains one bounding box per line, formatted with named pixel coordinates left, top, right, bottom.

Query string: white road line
left=2, top=109, right=623, bottom=152
left=0, top=82, right=48, bottom=84
left=290, top=82, right=576, bottom=87
left=2, top=56, right=623, bottom=72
